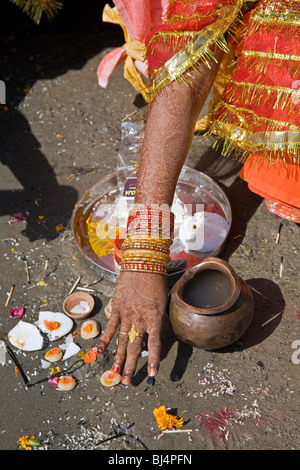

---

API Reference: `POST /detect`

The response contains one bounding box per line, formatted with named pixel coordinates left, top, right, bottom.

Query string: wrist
left=119, top=205, right=174, bottom=276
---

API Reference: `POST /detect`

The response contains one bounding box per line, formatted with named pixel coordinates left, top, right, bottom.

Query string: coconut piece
left=38, top=311, right=73, bottom=341
left=70, top=301, right=91, bottom=314
left=45, top=347, right=63, bottom=363
left=179, top=212, right=229, bottom=252
left=100, top=369, right=122, bottom=387
left=80, top=320, right=100, bottom=339
left=8, top=321, right=44, bottom=351
left=57, top=375, right=77, bottom=391
left=62, top=341, right=81, bottom=361
left=59, top=333, right=73, bottom=350
left=104, top=299, right=112, bottom=319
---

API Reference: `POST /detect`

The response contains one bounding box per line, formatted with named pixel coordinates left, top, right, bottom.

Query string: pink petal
left=48, top=377, right=59, bottom=387
left=9, top=213, right=25, bottom=223
left=9, top=307, right=25, bottom=318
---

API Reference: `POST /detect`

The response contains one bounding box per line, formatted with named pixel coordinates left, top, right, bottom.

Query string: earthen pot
left=169, top=257, right=253, bottom=350
left=63, top=292, right=95, bottom=320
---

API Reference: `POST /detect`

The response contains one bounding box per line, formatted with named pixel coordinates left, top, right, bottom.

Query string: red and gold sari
left=98, top=0, right=300, bottom=222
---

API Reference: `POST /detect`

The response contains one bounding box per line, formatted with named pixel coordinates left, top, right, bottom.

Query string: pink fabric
left=97, top=47, right=127, bottom=88
left=97, top=0, right=169, bottom=88
left=114, top=0, right=151, bottom=42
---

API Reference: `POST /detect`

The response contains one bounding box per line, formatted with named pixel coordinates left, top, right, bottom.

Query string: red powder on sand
left=295, top=311, right=300, bottom=320
left=72, top=329, right=81, bottom=338
left=196, top=405, right=261, bottom=441
left=196, top=408, right=235, bottom=439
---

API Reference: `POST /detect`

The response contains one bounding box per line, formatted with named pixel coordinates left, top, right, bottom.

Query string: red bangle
left=120, top=262, right=168, bottom=275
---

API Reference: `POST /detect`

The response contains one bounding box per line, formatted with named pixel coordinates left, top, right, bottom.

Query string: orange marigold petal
left=153, top=406, right=184, bottom=430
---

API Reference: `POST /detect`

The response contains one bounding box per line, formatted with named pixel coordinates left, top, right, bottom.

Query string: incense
left=279, top=256, right=284, bottom=278
left=5, top=285, right=15, bottom=307
left=249, top=285, right=268, bottom=300
left=276, top=222, right=283, bottom=244
left=25, top=259, right=30, bottom=284
left=261, top=311, right=283, bottom=328
left=69, top=275, right=81, bottom=294
left=76, top=287, right=94, bottom=293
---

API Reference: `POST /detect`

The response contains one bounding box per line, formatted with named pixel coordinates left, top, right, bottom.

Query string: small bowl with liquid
left=169, top=257, right=253, bottom=350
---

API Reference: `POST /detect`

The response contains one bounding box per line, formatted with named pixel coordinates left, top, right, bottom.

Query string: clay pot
left=63, top=292, right=95, bottom=320
left=169, top=257, right=253, bottom=350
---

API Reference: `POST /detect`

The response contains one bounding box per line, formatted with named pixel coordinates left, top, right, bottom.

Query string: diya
left=63, top=292, right=95, bottom=320
left=169, top=257, right=253, bottom=350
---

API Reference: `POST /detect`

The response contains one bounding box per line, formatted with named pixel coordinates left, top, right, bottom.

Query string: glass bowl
left=71, top=166, right=232, bottom=276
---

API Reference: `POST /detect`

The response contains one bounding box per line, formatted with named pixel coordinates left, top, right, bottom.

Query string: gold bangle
left=126, top=234, right=173, bottom=242
left=121, top=239, right=172, bottom=251
left=122, top=249, right=171, bottom=260
left=120, top=256, right=170, bottom=266
left=122, top=245, right=170, bottom=256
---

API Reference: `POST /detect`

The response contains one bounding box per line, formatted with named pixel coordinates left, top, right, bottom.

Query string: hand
left=98, top=270, right=168, bottom=384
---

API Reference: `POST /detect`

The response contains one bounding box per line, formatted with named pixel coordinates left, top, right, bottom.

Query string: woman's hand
left=98, top=271, right=169, bottom=384
left=97, top=46, right=224, bottom=384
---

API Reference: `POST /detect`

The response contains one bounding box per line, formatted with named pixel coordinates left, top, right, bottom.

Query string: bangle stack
left=119, top=206, right=174, bottom=275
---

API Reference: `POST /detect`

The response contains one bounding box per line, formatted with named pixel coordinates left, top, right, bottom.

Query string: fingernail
left=111, top=363, right=120, bottom=373
left=148, top=368, right=157, bottom=377
left=97, top=340, right=106, bottom=352
left=122, top=376, right=130, bottom=385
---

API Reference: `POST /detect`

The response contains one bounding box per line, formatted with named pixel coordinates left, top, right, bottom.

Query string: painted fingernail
left=97, top=340, right=107, bottom=352
left=111, top=363, right=120, bottom=373
left=121, top=376, right=130, bottom=385
left=148, top=369, right=157, bottom=377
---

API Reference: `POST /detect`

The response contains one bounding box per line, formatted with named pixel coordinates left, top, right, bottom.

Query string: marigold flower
left=153, top=406, right=184, bottom=431
left=18, top=435, right=40, bottom=450
left=55, top=224, right=64, bottom=233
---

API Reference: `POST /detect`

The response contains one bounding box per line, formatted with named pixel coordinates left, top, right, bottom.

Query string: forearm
left=135, top=48, right=224, bottom=208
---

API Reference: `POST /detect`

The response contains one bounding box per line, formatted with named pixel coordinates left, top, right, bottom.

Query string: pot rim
left=172, top=257, right=241, bottom=315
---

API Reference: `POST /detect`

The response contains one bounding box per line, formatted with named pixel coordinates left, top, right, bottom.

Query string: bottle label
left=122, top=176, right=137, bottom=200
